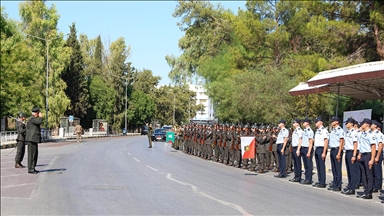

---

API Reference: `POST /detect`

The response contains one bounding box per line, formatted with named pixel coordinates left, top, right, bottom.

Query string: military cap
left=360, top=118, right=372, bottom=125
left=314, top=117, right=323, bottom=123
left=292, top=119, right=301, bottom=124
left=278, top=120, right=286, bottom=125
left=302, top=118, right=311, bottom=123
left=371, top=120, right=380, bottom=127
left=18, top=112, right=26, bottom=118
left=331, top=116, right=341, bottom=122
left=344, top=117, right=355, bottom=124
left=32, top=107, right=40, bottom=112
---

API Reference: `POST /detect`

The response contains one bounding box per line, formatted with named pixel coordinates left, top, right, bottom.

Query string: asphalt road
left=1, top=136, right=383, bottom=215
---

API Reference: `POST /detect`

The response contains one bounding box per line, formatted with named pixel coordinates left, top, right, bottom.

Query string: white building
left=188, top=84, right=215, bottom=122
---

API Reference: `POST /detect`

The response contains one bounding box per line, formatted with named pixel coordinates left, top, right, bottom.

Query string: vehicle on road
left=161, top=125, right=172, bottom=132
left=141, top=126, right=148, bottom=135
left=153, top=128, right=166, bottom=141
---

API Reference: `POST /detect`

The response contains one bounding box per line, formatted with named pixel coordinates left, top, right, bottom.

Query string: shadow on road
left=40, top=168, right=67, bottom=173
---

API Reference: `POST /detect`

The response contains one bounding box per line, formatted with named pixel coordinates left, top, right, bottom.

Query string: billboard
left=343, top=109, right=372, bottom=131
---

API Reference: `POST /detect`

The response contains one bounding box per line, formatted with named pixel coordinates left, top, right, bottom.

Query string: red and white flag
left=241, top=136, right=255, bottom=159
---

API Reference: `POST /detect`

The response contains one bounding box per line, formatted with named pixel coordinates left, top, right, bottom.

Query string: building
left=188, top=84, right=215, bottom=123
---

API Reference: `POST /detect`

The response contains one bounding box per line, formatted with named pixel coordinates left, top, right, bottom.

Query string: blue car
left=153, top=129, right=166, bottom=141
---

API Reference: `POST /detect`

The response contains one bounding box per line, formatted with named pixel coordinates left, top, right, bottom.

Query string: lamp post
left=25, top=33, right=68, bottom=139
left=173, top=93, right=175, bottom=126
left=108, top=73, right=130, bottom=133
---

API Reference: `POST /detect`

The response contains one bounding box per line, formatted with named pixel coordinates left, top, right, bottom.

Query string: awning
left=291, top=61, right=384, bottom=100
left=289, top=82, right=330, bottom=96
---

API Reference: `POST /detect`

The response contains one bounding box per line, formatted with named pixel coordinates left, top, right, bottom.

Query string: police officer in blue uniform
left=328, top=116, right=345, bottom=191
left=357, top=118, right=376, bottom=199
left=370, top=120, right=383, bottom=193
left=289, top=119, right=303, bottom=182
left=300, top=118, right=314, bottom=185
left=313, top=117, right=329, bottom=188
left=342, top=117, right=360, bottom=195
left=274, top=120, right=289, bottom=178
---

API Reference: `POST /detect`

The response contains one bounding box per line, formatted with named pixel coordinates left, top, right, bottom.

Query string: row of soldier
left=172, top=117, right=383, bottom=202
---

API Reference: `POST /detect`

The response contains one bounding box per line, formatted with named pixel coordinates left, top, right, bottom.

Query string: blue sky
left=2, top=1, right=246, bottom=85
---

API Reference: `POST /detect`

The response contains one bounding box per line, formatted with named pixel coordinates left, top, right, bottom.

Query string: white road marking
left=133, top=157, right=140, bottom=162
left=1, top=183, right=35, bottom=189
left=166, top=173, right=252, bottom=216
left=127, top=152, right=131, bottom=155
left=146, top=165, right=158, bottom=171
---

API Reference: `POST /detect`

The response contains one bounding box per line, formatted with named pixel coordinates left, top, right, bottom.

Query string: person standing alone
left=15, top=112, right=27, bottom=168
left=25, top=107, right=43, bottom=174
left=75, top=123, right=83, bottom=142
left=147, top=123, right=153, bottom=148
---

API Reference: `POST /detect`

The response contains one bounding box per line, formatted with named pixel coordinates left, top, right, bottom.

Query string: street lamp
left=108, top=73, right=130, bottom=133
left=25, top=33, right=68, bottom=138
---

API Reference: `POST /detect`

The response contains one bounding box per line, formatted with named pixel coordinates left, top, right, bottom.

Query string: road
left=1, top=136, right=383, bottom=215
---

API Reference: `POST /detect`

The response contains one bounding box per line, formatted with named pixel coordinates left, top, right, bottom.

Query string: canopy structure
left=290, top=61, right=384, bottom=99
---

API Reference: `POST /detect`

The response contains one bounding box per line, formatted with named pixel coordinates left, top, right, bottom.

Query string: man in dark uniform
left=15, top=112, right=27, bottom=168
left=25, top=107, right=43, bottom=174
left=205, top=125, right=213, bottom=160
left=271, top=126, right=279, bottom=172
left=233, top=124, right=242, bottom=167
left=212, top=124, right=219, bottom=161
left=147, top=123, right=153, bottom=148
left=265, top=125, right=272, bottom=170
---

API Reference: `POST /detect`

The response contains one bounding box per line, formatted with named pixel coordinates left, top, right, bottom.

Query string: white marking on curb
left=133, top=157, right=140, bottom=162
left=146, top=165, right=158, bottom=171
left=1, top=183, right=35, bottom=189
left=166, top=173, right=252, bottom=216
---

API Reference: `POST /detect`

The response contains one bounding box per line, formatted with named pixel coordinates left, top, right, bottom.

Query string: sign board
left=343, top=109, right=371, bottom=131
left=68, top=115, right=74, bottom=123
left=166, top=131, right=175, bottom=144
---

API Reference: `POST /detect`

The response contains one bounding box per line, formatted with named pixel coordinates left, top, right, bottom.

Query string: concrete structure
left=188, top=84, right=215, bottom=122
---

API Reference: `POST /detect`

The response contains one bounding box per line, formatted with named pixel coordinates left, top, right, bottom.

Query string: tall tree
left=62, top=23, right=90, bottom=119
left=18, top=1, right=71, bottom=128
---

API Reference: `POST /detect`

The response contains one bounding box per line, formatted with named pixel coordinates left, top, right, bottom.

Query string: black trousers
left=373, top=152, right=383, bottom=190
left=292, top=146, right=301, bottom=180
left=345, top=150, right=360, bottom=190
left=315, top=147, right=326, bottom=185
left=300, top=147, right=313, bottom=182
left=359, top=153, right=373, bottom=195
left=277, top=144, right=286, bottom=176
left=15, top=140, right=26, bottom=164
left=27, top=142, right=38, bottom=172
left=330, top=148, right=343, bottom=188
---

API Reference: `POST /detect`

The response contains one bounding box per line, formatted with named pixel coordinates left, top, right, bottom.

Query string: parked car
left=161, top=125, right=173, bottom=132
left=153, top=128, right=166, bottom=141
left=141, top=126, right=148, bottom=135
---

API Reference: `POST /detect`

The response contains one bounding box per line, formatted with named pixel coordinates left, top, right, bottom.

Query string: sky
left=1, top=1, right=246, bottom=85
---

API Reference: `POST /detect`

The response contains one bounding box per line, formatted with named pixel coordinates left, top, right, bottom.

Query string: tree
left=126, top=90, right=156, bottom=125
left=19, top=0, right=71, bottom=128
left=62, top=23, right=90, bottom=119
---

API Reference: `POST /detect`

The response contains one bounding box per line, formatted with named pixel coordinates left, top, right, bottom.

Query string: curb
left=0, top=133, right=141, bottom=149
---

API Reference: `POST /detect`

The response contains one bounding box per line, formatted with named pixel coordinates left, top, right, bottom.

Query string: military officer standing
left=256, top=125, right=268, bottom=173
left=342, top=117, right=359, bottom=195
left=370, top=120, right=383, bottom=193
left=289, top=119, right=303, bottom=182
left=357, top=118, right=376, bottom=199
left=271, top=126, right=279, bottom=171
left=313, top=117, right=329, bottom=188
left=15, top=112, right=27, bottom=168
left=300, top=118, right=314, bottom=185
left=147, top=123, right=153, bottom=148
left=25, top=107, right=43, bottom=174
left=328, top=116, right=344, bottom=191
left=274, top=120, right=289, bottom=178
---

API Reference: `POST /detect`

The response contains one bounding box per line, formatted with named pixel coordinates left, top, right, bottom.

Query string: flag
left=166, top=131, right=175, bottom=144
left=241, top=136, right=255, bottom=159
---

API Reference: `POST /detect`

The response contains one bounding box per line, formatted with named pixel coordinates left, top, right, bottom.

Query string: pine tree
left=62, top=23, right=90, bottom=119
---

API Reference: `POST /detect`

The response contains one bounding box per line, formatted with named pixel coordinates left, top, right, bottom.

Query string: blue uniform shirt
left=344, top=128, right=358, bottom=150
left=314, top=126, right=329, bottom=147
left=301, top=127, right=314, bottom=147
left=358, top=130, right=375, bottom=153
left=372, top=130, right=383, bottom=151
left=276, top=127, right=288, bottom=144
left=291, top=127, right=303, bottom=147
left=329, top=126, right=344, bottom=148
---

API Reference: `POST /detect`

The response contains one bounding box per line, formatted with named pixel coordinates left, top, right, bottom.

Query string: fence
left=0, top=130, right=53, bottom=144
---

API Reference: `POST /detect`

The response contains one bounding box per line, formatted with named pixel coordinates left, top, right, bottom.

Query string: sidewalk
left=0, top=133, right=141, bottom=149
